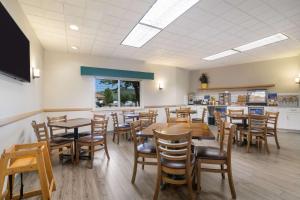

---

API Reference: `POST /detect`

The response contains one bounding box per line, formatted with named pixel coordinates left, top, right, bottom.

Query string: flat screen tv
left=0, top=2, right=30, bottom=82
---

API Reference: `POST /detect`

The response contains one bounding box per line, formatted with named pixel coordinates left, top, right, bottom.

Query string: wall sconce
left=158, top=82, right=163, bottom=90
left=32, top=68, right=40, bottom=79
left=295, top=74, right=300, bottom=84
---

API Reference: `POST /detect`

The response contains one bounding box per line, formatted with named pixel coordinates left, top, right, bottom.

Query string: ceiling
left=18, top=0, right=300, bottom=69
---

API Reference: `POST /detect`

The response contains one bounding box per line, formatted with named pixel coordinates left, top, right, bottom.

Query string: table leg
left=74, top=128, right=78, bottom=160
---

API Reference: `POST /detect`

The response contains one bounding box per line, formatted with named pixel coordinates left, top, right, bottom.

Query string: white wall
left=0, top=0, right=44, bottom=152
left=43, top=51, right=190, bottom=109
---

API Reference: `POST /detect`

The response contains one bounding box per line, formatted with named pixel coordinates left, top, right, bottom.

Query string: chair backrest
left=154, top=129, right=192, bottom=179
left=122, top=109, right=135, bottom=114
left=130, top=120, right=143, bottom=153
left=32, top=121, right=50, bottom=142
left=91, top=118, right=108, bottom=138
left=248, top=115, right=267, bottom=134
left=139, top=112, right=154, bottom=128
left=47, top=115, right=67, bottom=137
left=176, top=108, right=190, bottom=120
left=111, top=112, right=119, bottom=129
left=214, top=111, right=222, bottom=132
left=165, top=107, right=171, bottom=122
left=219, top=122, right=236, bottom=161
left=148, top=109, right=158, bottom=122
left=93, top=114, right=106, bottom=121
left=266, top=111, right=279, bottom=129
left=228, top=109, right=244, bottom=123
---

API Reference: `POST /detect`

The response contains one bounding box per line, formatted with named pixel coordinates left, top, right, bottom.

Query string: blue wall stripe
left=80, top=66, right=154, bottom=80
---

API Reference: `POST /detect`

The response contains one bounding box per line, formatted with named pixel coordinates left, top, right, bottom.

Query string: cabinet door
left=286, top=110, right=300, bottom=130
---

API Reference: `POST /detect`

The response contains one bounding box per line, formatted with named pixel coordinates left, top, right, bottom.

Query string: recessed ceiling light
left=203, top=50, right=239, bottom=61
left=234, top=33, right=288, bottom=52
left=140, top=0, right=200, bottom=29
left=71, top=46, right=78, bottom=50
left=121, top=24, right=161, bottom=48
left=69, top=24, right=79, bottom=31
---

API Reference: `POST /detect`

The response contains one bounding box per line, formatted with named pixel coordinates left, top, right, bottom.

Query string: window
left=95, top=79, right=140, bottom=108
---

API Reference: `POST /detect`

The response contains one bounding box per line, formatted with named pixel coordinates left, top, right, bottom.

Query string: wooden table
left=48, top=118, right=91, bottom=160
left=139, top=122, right=215, bottom=140
left=48, top=118, right=91, bottom=139
left=227, top=114, right=249, bottom=129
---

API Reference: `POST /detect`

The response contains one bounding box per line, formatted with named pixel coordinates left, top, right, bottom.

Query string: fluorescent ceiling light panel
left=234, top=33, right=288, bottom=52
left=140, top=0, right=200, bottom=29
left=69, top=24, right=79, bottom=31
left=203, top=50, right=238, bottom=61
left=121, top=24, right=161, bottom=48
left=71, top=46, right=78, bottom=50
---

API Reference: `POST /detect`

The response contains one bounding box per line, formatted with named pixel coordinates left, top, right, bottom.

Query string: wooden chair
left=47, top=115, right=73, bottom=138
left=111, top=112, right=131, bottom=144
left=122, top=109, right=135, bottom=124
left=139, top=112, right=155, bottom=129
left=76, top=119, right=110, bottom=168
left=93, top=114, right=106, bottom=121
left=228, top=109, right=245, bottom=143
left=196, top=122, right=237, bottom=199
left=266, top=111, right=280, bottom=149
left=0, top=142, right=56, bottom=199
left=165, top=107, right=176, bottom=123
left=149, top=109, right=158, bottom=123
left=176, top=108, right=191, bottom=122
left=192, top=108, right=207, bottom=123
left=215, top=112, right=231, bottom=141
left=153, top=129, right=194, bottom=200
left=247, top=115, right=269, bottom=153
left=32, top=121, right=74, bottom=163
left=131, top=120, right=157, bottom=184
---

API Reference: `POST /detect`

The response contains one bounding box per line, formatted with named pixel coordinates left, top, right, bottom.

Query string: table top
left=48, top=118, right=91, bottom=129
left=140, top=122, right=215, bottom=140
left=170, top=110, right=197, bottom=114
left=121, top=113, right=140, bottom=118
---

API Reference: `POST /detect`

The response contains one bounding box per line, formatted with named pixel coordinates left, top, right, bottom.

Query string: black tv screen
left=0, top=2, right=30, bottom=82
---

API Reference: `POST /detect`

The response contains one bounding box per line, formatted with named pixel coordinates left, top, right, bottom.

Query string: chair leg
left=37, top=155, right=51, bottom=199
left=142, top=157, right=145, bottom=170
left=113, top=131, right=116, bottom=142
left=197, top=161, right=201, bottom=192
left=70, top=144, right=74, bottom=164
left=247, top=133, right=251, bottom=153
left=187, top=170, right=194, bottom=200
left=227, top=163, right=236, bottom=199
left=274, top=131, right=280, bottom=149
left=104, top=143, right=110, bottom=159
left=153, top=166, right=161, bottom=200
left=131, top=157, right=138, bottom=184
left=221, top=164, right=225, bottom=179
left=90, top=145, right=95, bottom=169
left=264, top=135, right=270, bottom=154
left=76, top=143, right=80, bottom=164
left=117, top=133, right=120, bottom=144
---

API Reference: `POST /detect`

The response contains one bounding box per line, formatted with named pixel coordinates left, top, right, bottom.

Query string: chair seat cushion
left=196, top=146, right=227, bottom=160
left=118, top=123, right=130, bottom=129
left=78, top=135, right=104, bottom=143
left=192, top=118, right=202, bottom=121
left=50, top=138, right=73, bottom=147
left=161, top=155, right=195, bottom=169
left=137, top=142, right=156, bottom=154
left=53, top=132, right=74, bottom=138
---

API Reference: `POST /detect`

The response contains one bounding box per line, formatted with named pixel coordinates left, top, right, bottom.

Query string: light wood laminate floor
left=23, top=128, right=300, bottom=200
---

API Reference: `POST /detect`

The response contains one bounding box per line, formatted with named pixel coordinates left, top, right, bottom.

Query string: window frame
left=94, top=76, right=142, bottom=109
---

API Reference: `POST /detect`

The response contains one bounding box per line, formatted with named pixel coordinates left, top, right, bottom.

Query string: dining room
left=1, top=0, right=300, bottom=200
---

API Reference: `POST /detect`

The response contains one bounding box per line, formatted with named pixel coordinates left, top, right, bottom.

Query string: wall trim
left=44, top=108, right=93, bottom=112
left=0, top=108, right=93, bottom=127
left=0, top=109, right=43, bottom=127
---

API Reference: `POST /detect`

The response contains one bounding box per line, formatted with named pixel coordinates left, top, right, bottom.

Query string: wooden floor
left=22, top=128, right=300, bottom=200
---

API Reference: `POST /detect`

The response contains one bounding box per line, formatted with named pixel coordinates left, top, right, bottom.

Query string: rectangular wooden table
left=140, top=122, right=215, bottom=140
